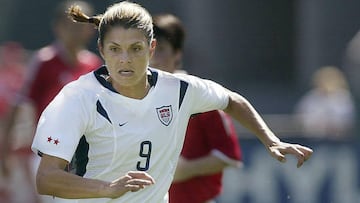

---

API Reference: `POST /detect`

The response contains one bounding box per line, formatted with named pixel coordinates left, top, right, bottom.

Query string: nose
left=119, top=52, right=131, bottom=63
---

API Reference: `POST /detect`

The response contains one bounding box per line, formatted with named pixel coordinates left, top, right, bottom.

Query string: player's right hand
left=266, top=141, right=313, bottom=168
left=107, top=171, right=155, bottom=198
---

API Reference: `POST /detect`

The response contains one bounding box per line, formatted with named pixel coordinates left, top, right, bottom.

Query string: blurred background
left=1, top=0, right=360, bottom=202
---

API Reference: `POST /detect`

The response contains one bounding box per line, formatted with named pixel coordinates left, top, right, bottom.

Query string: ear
left=149, top=39, right=157, bottom=58
left=97, top=39, right=105, bottom=59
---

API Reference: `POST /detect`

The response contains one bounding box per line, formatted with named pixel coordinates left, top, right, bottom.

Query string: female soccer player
left=31, top=1, right=312, bottom=202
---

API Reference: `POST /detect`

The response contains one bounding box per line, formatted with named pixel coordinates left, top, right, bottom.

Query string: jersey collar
left=93, top=66, right=158, bottom=93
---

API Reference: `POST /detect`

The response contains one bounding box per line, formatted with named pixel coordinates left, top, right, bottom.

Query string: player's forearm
left=36, top=168, right=110, bottom=199
left=224, top=90, right=280, bottom=146
left=188, top=155, right=228, bottom=175
left=173, top=155, right=227, bottom=182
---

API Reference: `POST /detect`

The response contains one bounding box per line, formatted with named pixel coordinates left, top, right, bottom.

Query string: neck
left=58, top=41, right=83, bottom=66
left=109, top=77, right=151, bottom=100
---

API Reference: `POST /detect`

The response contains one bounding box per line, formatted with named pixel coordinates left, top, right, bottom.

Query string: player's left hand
left=266, top=142, right=313, bottom=168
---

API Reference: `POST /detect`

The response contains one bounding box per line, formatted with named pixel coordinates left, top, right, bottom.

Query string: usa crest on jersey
left=156, top=105, right=173, bottom=126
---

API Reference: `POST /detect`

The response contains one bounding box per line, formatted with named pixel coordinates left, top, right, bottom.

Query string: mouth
left=118, top=69, right=134, bottom=76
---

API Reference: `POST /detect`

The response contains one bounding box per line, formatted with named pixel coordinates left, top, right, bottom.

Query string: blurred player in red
left=150, top=13, right=243, bottom=203
left=1, top=1, right=102, bottom=202
left=0, top=42, right=27, bottom=118
left=24, top=1, right=102, bottom=121
left=0, top=41, right=28, bottom=202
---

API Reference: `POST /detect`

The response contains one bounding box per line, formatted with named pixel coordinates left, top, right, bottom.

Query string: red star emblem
left=47, top=136, right=52, bottom=142
left=54, top=139, right=60, bottom=145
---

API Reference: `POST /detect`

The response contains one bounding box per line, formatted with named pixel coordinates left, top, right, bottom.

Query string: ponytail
left=67, top=2, right=154, bottom=45
left=67, top=5, right=102, bottom=27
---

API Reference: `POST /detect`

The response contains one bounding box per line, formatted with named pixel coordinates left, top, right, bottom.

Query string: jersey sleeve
left=178, top=74, right=229, bottom=114
left=198, top=111, right=242, bottom=167
left=31, top=85, right=89, bottom=162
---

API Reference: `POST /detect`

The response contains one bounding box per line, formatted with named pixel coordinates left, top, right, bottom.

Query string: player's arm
left=173, top=155, right=228, bottom=182
left=36, top=154, right=155, bottom=199
left=223, top=89, right=313, bottom=167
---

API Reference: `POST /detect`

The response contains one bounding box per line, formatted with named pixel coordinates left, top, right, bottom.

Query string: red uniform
left=169, top=110, right=242, bottom=203
left=0, top=42, right=26, bottom=118
left=16, top=42, right=101, bottom=155
left=25, top=42, right=102, bottom=119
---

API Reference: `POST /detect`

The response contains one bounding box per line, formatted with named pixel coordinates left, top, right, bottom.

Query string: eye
left=132, top=46, right=142, bottom=52
left=109, top=46, right=119, bottom=52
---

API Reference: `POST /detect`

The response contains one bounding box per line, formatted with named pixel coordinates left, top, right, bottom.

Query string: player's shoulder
left=149, top=67, right=180, bottom=85
left=78, top=49, right=102, bottom=65
left=61, top=70, right=99, bottom=99
left=78, top=49, right=100, bottom=59
left=35, top=45, right=57, bottom=62
left=70, top=70, right=97, bottom=87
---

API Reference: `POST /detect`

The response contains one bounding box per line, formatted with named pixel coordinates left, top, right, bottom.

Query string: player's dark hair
left=153, top=14, right=185, bottom=52
left=67, top=4, right=102, bottom=28
left=54, top=0, right=94, bottom=25
left=68, top=1, right=154, bottom=46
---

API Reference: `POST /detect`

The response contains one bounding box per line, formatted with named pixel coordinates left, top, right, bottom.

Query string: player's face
left=150, top=38, right=180, bottom=73
left=99, top=26, right=156, bottom=89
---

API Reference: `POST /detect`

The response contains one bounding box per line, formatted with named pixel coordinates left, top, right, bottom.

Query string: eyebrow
left=108, top=41, right=144, bottom=47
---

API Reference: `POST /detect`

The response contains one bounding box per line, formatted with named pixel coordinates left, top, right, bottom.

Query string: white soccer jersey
left=31, top=66, right=229, bottom=203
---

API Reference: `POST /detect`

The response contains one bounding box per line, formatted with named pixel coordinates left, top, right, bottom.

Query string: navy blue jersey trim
left=96, top=100, right=112, bottom=124
left=179, top=80, right=188, bottom=110
left=148, top=68, right=158, bottom=87
left=74, top=135, right=89, bottom=176
left=93, top=66, right=158, bottom=92
left=94, top=66, right=117, bottom=93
